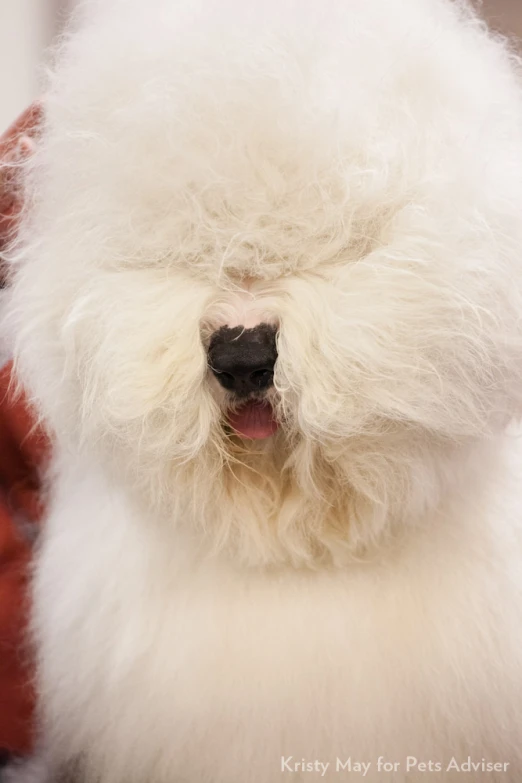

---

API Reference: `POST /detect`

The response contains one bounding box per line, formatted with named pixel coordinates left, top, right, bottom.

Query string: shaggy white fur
left=5, top=0, right=522, bottom=780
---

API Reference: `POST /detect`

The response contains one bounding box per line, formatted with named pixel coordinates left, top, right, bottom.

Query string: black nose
left=208, top=324, right=277, bottom=396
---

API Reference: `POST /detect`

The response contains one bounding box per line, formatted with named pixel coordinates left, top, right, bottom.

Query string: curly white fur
left=5, top=0, right=522, bottom=780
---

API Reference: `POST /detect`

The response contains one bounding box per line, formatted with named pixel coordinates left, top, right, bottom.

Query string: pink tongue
left=228, top=401, right=278, bottom=440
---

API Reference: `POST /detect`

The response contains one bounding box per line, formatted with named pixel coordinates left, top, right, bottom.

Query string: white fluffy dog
left=6, top=0, right=522, bottom=781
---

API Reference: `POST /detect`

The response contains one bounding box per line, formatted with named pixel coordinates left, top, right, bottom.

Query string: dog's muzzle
left=208, top=324, right=277, bottom=398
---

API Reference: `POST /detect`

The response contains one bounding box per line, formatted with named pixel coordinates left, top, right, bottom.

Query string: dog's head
left=7, top=0, right=522, bottom=565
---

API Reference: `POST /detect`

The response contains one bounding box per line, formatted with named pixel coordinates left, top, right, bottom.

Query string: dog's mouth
left=227, top=400, right=279, bottom=440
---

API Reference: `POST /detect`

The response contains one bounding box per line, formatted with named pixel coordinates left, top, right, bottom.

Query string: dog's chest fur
left=34, top=454, right=522, bottom=783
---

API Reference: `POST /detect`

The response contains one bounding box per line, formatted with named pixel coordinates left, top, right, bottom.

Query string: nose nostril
left=249, top=369, right=273, bottom=389
left=212, top=370, right=236, bottom=390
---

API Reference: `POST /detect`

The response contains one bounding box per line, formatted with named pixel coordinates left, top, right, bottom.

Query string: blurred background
left=0, top=0, right=522, bottom=133
left=0, top=0, right=71, bottom=131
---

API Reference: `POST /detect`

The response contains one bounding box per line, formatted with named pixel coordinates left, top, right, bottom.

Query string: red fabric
left=0, top=104, right=47, bottom=756
left=0, top=364, right=48, bottom=755
left=0, top=480, right=35, bottom=755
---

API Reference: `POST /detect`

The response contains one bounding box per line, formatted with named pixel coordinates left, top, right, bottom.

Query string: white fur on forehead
left=6, top=0, right=522, bottom=564
left=33, top=0, right=522, bottom=279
